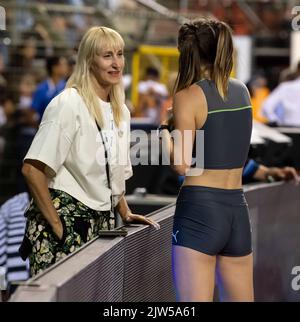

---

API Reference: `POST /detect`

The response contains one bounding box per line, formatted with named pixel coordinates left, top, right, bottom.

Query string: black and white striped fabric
left=0, top=192, right=30, bottom=287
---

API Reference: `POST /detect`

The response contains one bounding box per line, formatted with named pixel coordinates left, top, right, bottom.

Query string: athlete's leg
left=172, top=245, right=216, bottom=301
left=216, top=253, right=254, bottom=302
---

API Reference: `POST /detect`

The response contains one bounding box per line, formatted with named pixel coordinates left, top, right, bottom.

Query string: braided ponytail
left=212, top=21, right=233, bottom=99
left=175, top=24, right=202, bottom=93
left=175, top=19, right=233, bottom=99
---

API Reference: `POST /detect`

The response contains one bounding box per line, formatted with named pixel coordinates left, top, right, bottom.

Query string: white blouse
left=24, top=88, right=133, bottom=211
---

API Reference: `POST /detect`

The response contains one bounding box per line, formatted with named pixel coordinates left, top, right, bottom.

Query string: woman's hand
left=123, top=212, right=160, bottom=230
left=116, top=196, right=160, bottom=230
left=52, top=220, right=64, bottom=241
left=22, top=160, right=68, bottom=242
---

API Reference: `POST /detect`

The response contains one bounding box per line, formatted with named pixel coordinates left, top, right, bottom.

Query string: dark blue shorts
left=172, top=186, right=252, bottom=257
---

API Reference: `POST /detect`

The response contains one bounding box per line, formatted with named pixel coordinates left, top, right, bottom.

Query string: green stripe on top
left=208, top=105, right=252, bottom=115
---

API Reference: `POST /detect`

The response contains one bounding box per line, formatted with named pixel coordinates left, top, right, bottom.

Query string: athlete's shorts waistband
left=180, top=185, right=243, bottom=193
left=177, top=185, right=247, bottom=207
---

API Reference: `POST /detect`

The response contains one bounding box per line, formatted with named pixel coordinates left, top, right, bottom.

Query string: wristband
left=157, top=124, right=170, bottom=133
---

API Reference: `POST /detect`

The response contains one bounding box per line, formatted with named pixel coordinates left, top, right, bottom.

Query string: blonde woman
left=20, top=27, right=159, bottom=276
left=160, top=19, right=253, bottom=301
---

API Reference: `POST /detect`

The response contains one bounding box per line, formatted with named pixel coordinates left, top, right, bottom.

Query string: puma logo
left=172, top=230, right=179, bottom=243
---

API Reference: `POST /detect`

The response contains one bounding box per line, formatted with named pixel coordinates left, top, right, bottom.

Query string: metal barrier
left=10, top=182, right=300, bottom=301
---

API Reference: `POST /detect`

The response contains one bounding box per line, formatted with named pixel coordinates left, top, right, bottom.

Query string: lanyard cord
left=95, top=121, right=114, bottom=214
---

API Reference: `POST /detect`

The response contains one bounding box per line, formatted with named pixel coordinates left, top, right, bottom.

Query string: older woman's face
left=92, top=47, right=124, bottom=86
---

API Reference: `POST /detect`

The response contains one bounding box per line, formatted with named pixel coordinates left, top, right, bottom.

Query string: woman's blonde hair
left=175, top=19, right=233, bottom=100
left=66, top=26, right=125, bottom=127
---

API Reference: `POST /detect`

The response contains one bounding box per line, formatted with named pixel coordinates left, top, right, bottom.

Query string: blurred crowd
left=247, top=61, right=300, bottom=127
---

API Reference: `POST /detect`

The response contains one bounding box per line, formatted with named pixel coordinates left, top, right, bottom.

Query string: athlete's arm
left=161, top=84, right=207, bottom=175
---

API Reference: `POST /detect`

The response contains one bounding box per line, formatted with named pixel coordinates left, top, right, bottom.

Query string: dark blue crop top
left=192, top=78, right=252, bottom=169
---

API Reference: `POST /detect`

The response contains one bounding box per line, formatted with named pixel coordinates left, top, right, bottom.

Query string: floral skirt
left=21, top=189, right=115, bottom=277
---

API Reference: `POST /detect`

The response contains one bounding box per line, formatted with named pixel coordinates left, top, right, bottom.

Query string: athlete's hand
left=161, top=107, right=174, bottom=131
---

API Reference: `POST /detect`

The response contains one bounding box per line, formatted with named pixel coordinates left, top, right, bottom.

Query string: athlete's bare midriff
left=183, top=167, right=243, bottom=189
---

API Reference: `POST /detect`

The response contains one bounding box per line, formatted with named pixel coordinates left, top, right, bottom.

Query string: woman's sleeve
left=24, top=89, right=79, bottom=177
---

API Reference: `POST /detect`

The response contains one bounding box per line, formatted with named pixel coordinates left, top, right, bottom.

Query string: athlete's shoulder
left=173, top=84, right=207, bottom=123
left=229, top=77, right=249, bottom=91
left=174, top=83, right=205, bottom=104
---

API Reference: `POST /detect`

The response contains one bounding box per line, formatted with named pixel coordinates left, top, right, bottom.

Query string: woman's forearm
left=22, top=162, right=61, bottom=229
left=116, top=195, right=131, bottom=221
